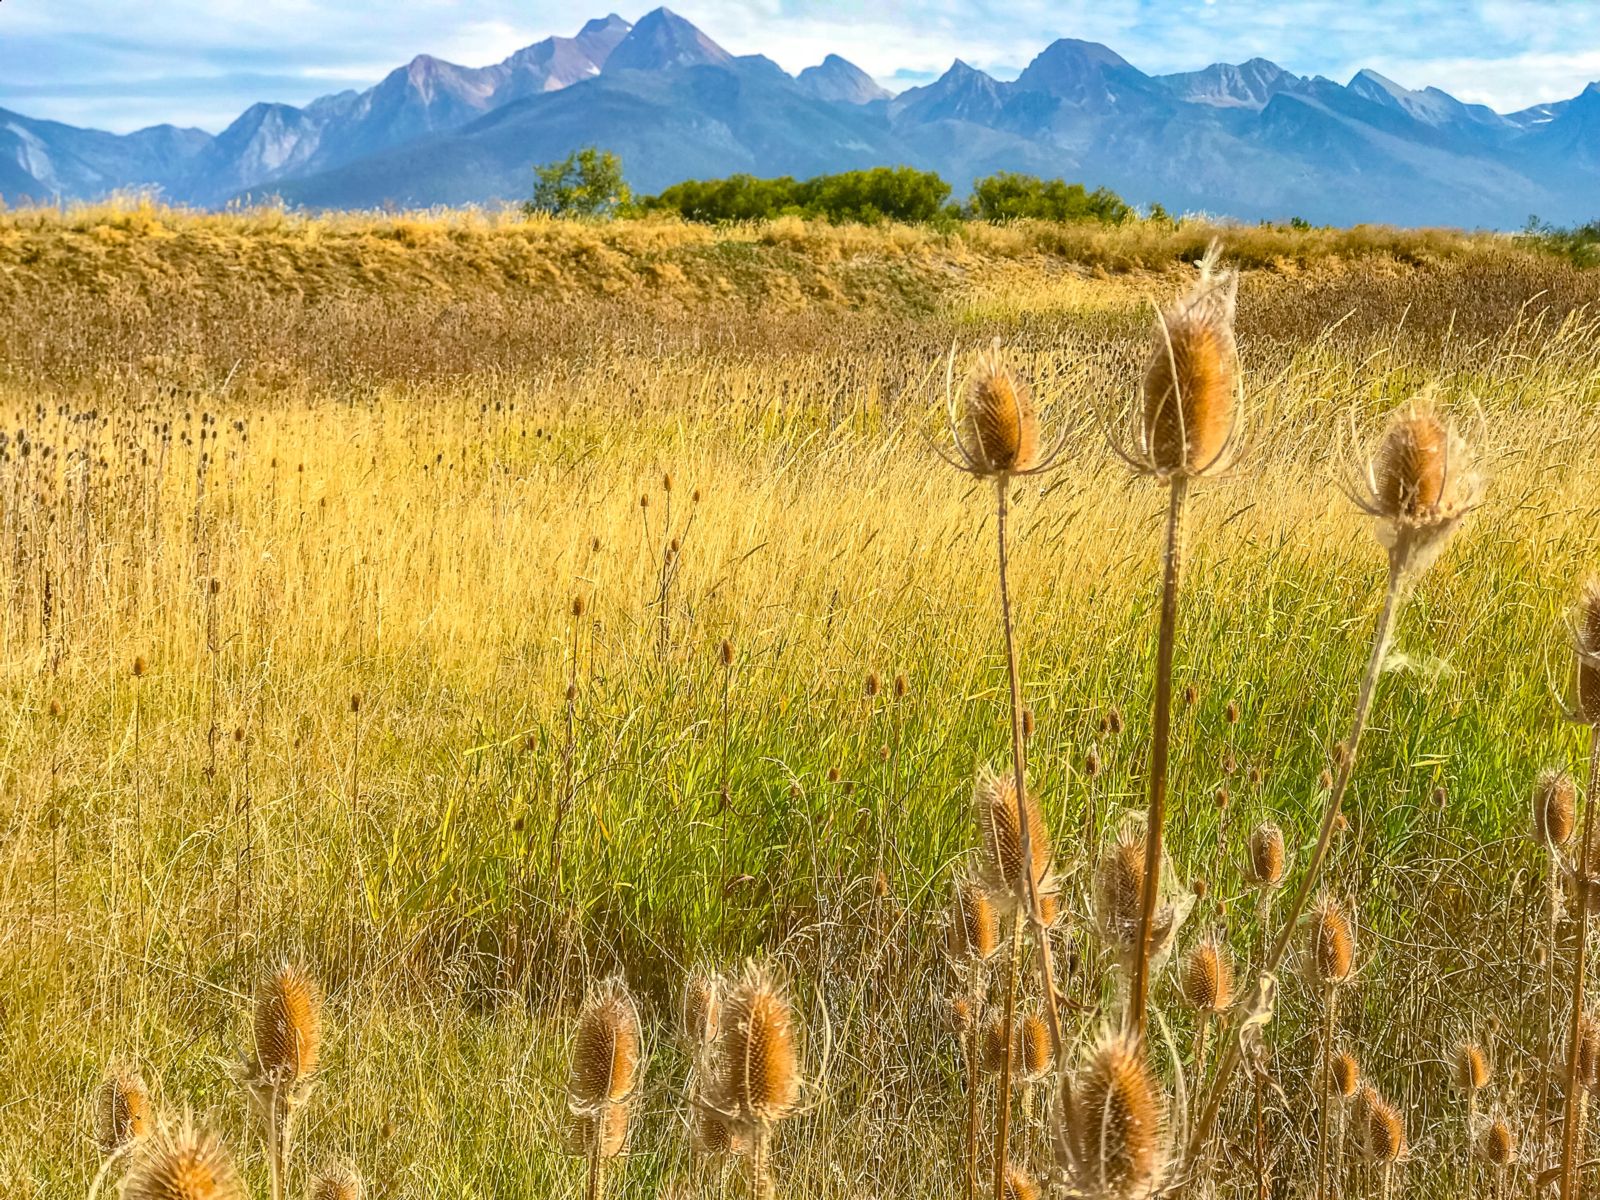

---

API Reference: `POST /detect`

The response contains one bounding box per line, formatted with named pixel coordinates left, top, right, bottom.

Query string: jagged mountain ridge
left=3, top=7, right=1597, bottom=227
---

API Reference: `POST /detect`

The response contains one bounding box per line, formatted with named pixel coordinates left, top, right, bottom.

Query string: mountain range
left=3, top=7, right=1598, bottom=227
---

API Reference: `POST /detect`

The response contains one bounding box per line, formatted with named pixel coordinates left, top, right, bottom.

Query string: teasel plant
left=1329, top=1049, right=1361, bottom=1194
left=946, top=869, right=1002, bottom=1200
left=238, top=961, right=323, bottom=1200
left=681, top=968, right=726, bottom=1190
left=1454, top=1040, right=1491, bottom=1191
left=309, top=1162, right=365, bottom=1200
left=1356, top=1085, right=1408, bottom=1200
left=1179, top=397, right=1482, bottom=1188
left=706, top=965, right=804, bottom=1200
left=1106, top=242, right=1243, bottom=1044
left=1307, top=897, right=1355, bottom=1200
left=1477, top=1115, right=1517, bottom=1200
left=972, top=768, right=1061, bottom=1195
left=1559, top=576, right=1600, bottom=1200
left=113, top=1116, right=244, bottom=1200
left=1180, top=936, right=1234, bottom=1084
left=1536, top=767, right=1579, bottom=1109
left=1058, top=1030, right=1169, bottom=1200
left=85, top=1066, right=151, bottom=1198
left=935, top=335, right=1072, bottom=1197
left=567, top=976, right=644, bottom=1200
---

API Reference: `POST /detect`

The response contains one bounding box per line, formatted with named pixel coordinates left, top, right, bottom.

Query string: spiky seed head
left=691, top=1101, right=749, bottom=1156
left=973, top=768, right=1052, bottom=910
left=1003, top=1163, right=1042, bottom=1200
left=1071, top=1034, right=1163, bottom=1199
left=1308, top=898, right=1354, bottom=986
left=718, top=967, right=800, bottom=1129
left=982, top=1018, right=1010, bottom=1075
left=1576, top=1015, right=1600, bottom=1092
left=568, top=978, right=642, bottom=1109
left=1455, top=1042, right=1490, bottom=1092
left=958, top=342, right=1039, bottom=478
left=309, top=1164, right=364, bottom=1200
left=948, top=872, right=1002, bottom=963
left=1246, top=822, right=1286, bottom=888
left=1037, top=886, right=1064, bottom=930
left=1359, top=1088, right=1407, bottom=1164
left=252, top=962, right=321, bottom=1084
left=1478, top=1120, right=1515, bottom=1167
left=950, top=996, right=975, bottom=1036
left=1181, top=940, right=1234, bottom=1014
left=1576, top=579, right=1600, bottom=724
left=1535, top=769, right=1578, bottom=848
left=1138, top=247, right=1239, bottom=478
left=95, top=1068, right=151, bottom=1153
left=1331, top=1051, right=1360, bottom=1099
left=1357, top=402, right=1479, bottom=573
left=1019, top=1014, right=1053, bottom=1082
left=563, top=1103, right=629, bottom=1159
left=122, top=1121, right=244, bottom=1200
left=682, top=973, right=721, bottom=1049
left=1096, top=832, right=1146, bottom=950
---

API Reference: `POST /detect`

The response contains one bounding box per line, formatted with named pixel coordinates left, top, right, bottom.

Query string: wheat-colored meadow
left=3, top=203, right=1600, bottom=1198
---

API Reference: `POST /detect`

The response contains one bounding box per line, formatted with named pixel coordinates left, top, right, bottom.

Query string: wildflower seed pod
left=682, top=972, right=721, bottom=1050
left=1478, top=1119, right=1515, bottom=1167
left=1331, top=1051, right=1360, bottom=1100
left=1096, top=832, right=1146, bottom=952
left=568, top=978, right=643, bottom=1111
left=1068, top=1034, right=1164, bottom=1199
left=947, top=872, right=1002, bottom=964
left=717, top=966, right=800, bottom=1133
left=1354, top=401, right=1479, bottom=575
left=123, top=1121, right=244, bottom=1200
left=1534, top=769, right=1578, bottom=848
left=1019, top=1013, right=1053, bottom=1083
left=1138, top=245, right=1240, bottom=478
left=309, top=1164, right=364, bottom=1200
left=1002, top=1163, right=1042, bottom=1200
left=1308, top=898, right=1354, bottom=986
left=982, top=1018, right=1010, bottom=1075
left=957, top=342, right=1039, bottom=478
left=1575, top=579, right=1600, bottom=724
left=1576, top=1015, right=1600, bottom=1093
left=563, top=1103, right=629, bottom=1159
left=1360, top=1087, right=1407, bottom=1164
left=973, top=768, right=1052, bottom=912
left=1181, top=939, right=1234, bottom=1014
left=252, top=962, right=322, bottom=1086
left=1455, top=1042, right=1490, bottom=1092
left=95, top=1068, right=151, bottom=1154
left=1246, top=822, right=1286, bottom=888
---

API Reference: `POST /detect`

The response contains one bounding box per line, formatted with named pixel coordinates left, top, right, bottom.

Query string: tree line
left=527, top=148, right=1137, bottom=226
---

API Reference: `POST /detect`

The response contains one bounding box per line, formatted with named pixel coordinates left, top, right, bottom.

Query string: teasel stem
left=1181, top=558, right=1408, bottom=1186
left=587, top=1131, right=605, bottom=1200
left=267, top=1085, right=285, bottom=1200
left=1316, top=984, right=1339, bottom=1200
left=1194, top=1011, right=1211, bottom=1086
left=994, top=476, right=1070, bottom=1168
left=965, top=965, right=986, bottom=1200
left=994, top=914, right=1024, bottom=1200
left=1560, top=728, right=1600, bottom=1200
left=1129, top=475, right=1189, bottom=1041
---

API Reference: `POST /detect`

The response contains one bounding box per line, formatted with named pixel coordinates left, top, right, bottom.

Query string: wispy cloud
left=1, top=0, right=1598, bottom=132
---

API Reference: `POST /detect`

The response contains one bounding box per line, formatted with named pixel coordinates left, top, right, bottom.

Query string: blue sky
left=3, top=0, right=1600, bottom=133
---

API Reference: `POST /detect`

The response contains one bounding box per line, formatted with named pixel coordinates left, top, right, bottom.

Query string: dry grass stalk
left=95, top=1067, right=151, bottom=1154
left=122, top=1119, right=244, bottom=1200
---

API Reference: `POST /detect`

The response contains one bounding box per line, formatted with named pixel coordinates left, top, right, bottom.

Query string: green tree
left=525, top=147, right=631, bottom=218
left=970, top=172, right=1132, bottom=223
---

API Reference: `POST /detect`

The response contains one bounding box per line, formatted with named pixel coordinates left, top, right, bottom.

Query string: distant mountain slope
left=4, top=6, right=1599, bottom=227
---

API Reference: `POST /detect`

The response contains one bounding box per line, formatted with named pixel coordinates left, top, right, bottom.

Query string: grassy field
left=3, top=204, right=1600, bottom=1198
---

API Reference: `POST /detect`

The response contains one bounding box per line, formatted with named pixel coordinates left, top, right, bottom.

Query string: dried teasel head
left=682, top=972, right=721, bottom=1050
left=1330, top=1050, right=1360, bottom=1100
left=122, top=1119, right=244, bottom=1200
left=569, top=977, right=643, bottom=1112
left=1002, top=1163, right=1042, bottom=1200
left=95, top=1067, right=151, bottom=1153
left=1573, top=578, right=1600, bottom=724
left=1358, top=1087, right=1407, bottom=1164
left=1307, top=897, right=1354, bottom=987
left=252, top=962, right=321, bottom=1086
left=1246, top=822, right=1286, bottom=889
left=1350, top=400, right=1480, bottom=576
left=1096, top=831, right=1147, bottom=953
left=1575, top=1015, right=1600, bottom=1093
left=1534, top=769, right=1578, bottom=848
left=1455, top=1041, right=1490, bottom=1092
left=691, top=1100, right=750, bottom=1157
left=1133, top=243, right=1240, bottom=479
left=1067, top=1033, right=1164, bottom=1199
left=717, top=966, right=801, bottom=1133
left=1180, top=939, right=1234, bottom=1015
left=309, top=1163, right=364, bottom=1200
left=973, top=768, right=1052, bottom=912
left=982, top=1018, right=1011, bottom=1075
left=947, top=871, right=1002, bottom=964
left=563, top=1103, right=629, bottom=1159
left=952, top=340, right=1040, bottom=479
left=1477, top=1119, right=1516, bottom=1168
left=1019, top=1013, right=1053, bottom=1083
